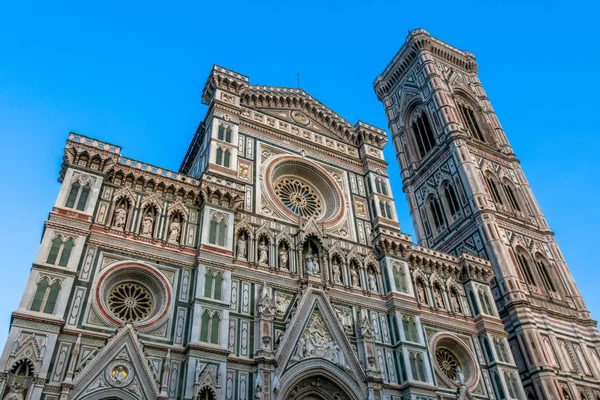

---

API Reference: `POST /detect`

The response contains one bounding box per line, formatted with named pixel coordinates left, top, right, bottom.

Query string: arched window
left=30, top=278, right=49, bottom=312
left=58, top=239, right=74, bottom=267
left=223, top=150, right=231, bottom=168
left=217, top=125, right=225, bottom=141
left=560, top=342, right=576, bottom=370
left=215, top=148, right=223, bottom=165
left=375, top=179, right=382, bottom=194
left=204, top=271, right=213, bottom=298
left=31, top=278, right=60, bottom=314
left=416, top=353, right=426, bottom=381
left=411, top=111, right=436, bottom=158
left=493, top=371, right=506, bottom=399
left=46, top=236, right=74, bottom=267
left=515, top=249, right=536, bottom=286
left=394, top=264, right=408, bottom=293
left=484, top=173, right=504, bottom=205
left=380, top=180, right=388, bottom=196
left=409, top=352, right=418, bottom=380
left=385, top=202, right=393, bottom=219
left=200, top=310, right=211, bottom=342
left=502, top=180, right=521, bottom=212
left=483, top=336, right=494, bottom=362
left=479, top=289, right=493, bottom=315
left=469, top=290, right=480, bottom=315
left=225, top=127, right=232, bottom=143
left=504, top=372, right=516, bottom=398
left=208, top=213, right=227, bottom=247
left=65, top=181, right=91, bottom=211
left=443, top=182, right=461, bottom=218
left=211, top=313, right=220, bottom=344
left=65, top=181, right=80, bottom=208
left=427, top=196, right=445, bottom=232
left=44, top=281, right=61, bottom=313
left=456, top=101, right=486, bottom=142
left=379, top=200, right=386, bottom=217
left=535, top=255, right=556, bottom=292
left=495, top=338, right=507, bottom=362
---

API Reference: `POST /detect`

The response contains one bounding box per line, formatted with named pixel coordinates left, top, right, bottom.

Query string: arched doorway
left=282, top=374, right=359, bottom=400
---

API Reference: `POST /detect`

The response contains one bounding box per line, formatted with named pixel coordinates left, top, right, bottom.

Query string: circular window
left=95, top=263, right=171, bottom=329
left=108, top=282, right=154, bottom=322
left=274, top=177, right=323, bottom=218
left=429, top=332, right=480, bottom=390
left=436, top=348, right=461, bottom=380
left=263, top=156, right=346, bottom=226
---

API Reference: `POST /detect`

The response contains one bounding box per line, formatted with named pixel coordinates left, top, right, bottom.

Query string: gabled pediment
left=274, top=288, right=366, bottom=395
left=69, top=325, right=160, bottom=400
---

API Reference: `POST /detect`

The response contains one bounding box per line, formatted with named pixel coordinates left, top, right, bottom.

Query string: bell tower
left=374, top=29, right=600, bottom=399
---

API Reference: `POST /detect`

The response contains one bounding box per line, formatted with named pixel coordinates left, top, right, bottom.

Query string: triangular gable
left=275, top=289, right=366, bottom=395
left=69, top=325, right=160, bottom=400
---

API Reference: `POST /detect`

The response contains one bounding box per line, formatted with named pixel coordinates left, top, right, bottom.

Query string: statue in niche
left=97, top=203, right=107, bottom=223
left=416, top=281, right=427, bottom=304
left=141, top=213, right=154, bottom=236
left=279, top=248, right=288, bottom=271
left=237, top=234, right=247, bottom=259
left=368, top=271, right=378, bottom=293
left=351, top=266, right=360, bottom=288
left=258, top=241, right=269, bottom=264
left=451, top=290, right=461, bottom=313
left=168, top=220, right=181, bottom=243
left=332, top=259, right=342, bottom=284
left=113, top=203, right=127, bottom=229
left=434, top=286, right=445, bottom=309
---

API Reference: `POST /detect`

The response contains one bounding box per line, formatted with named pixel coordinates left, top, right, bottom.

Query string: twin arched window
left=217, top=124, right=233, bottom=143
left=478, top=289, right=494, bottom=315
left=208, top=214, right=227, bottom=247
left=215, top=148, right=231, bottom=168
left=427, top=195, right=445, bottom=232
left=375, top=178, right=388, bottom=196
left=442, top=182, right=461, bottom=218
left=47, top=236, right=74, bottom=267
left=456, top=101, right=486, bottom=142
left=65, top=181, right=91, bottom=211
left=379, top=200, right=393, bottom=219
left=411, top=111, right=436, bottom=158
left=200, top=310, right=220, bottom=344
left=31, top=277, right=61, bottom=314
left=409, top=352, right=427, bottom=381
left=494, top=338, right=508, bottom=363
left=204, top=270, right=224, bottom=301
left=402, top=316, right=419, bottom=342
left=504, top=372, right=520, bottom=398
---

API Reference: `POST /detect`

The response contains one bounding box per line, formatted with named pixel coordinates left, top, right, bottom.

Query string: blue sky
left=1, top=1, right=599, bottom=344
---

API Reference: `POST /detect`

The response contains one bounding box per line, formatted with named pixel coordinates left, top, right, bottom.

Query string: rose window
left=436, top=348, right=461, bottom=380
left=274, top=178, right=324, bottom=218
left=108, top=282, right=154, bottom=322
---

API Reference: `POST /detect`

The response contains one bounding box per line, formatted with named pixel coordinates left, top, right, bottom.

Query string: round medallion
left=108, top=282, right=153, bottom=322
left=436, top=348, right=460, bottom=380
left=274, top=178, right=323, bottom=218
left=291, top=110, right=310, bottom=126
left=106, top=360, right=134, bottom=387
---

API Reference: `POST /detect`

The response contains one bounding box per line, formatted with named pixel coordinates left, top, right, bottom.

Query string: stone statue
left=334, top=306, right=353, bottom=332
left=113, top=204, right=127, bottom=229
left=368, top=272, right=378, bottom=293
left=332, top=260, right=342, bottom=284
left=457, top=366, right=465, bottom=385
left=295, top=336, right=306, bottom=359
left=279, top=249, right=288, bottom=270
left=417, top=283, right=427, bottom=304
left=258, top=241, right=268, bottom=264
left=451, top=292, right=461, bottom=313
left=351, top=267, right=360, bottom=288
left=305, top=251, right=315, bottom=275
left=237, top=235, right=247, bottom=258
left=434, top=288, right=444, bottom=309
left=313, top=255, right=320, bottom=274
left=141, top=214, right=154, bottom=236
left=168, top=220, right=181, bottom=243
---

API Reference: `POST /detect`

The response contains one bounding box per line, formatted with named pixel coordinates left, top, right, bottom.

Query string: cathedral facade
left=0, top=30, right=594, bottom=400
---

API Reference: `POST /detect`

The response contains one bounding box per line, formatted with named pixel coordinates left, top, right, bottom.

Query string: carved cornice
left=374, top=28, right=478, bottom=100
